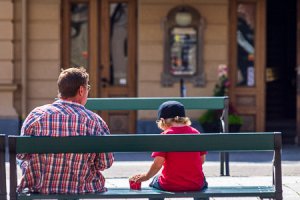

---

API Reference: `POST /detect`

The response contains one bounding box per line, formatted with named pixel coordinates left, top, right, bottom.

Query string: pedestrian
left=130, top=100, right=207, bottom=200
left=17, top=67, right=114, bottom=194
left=237, top=4, right=255, bottom=86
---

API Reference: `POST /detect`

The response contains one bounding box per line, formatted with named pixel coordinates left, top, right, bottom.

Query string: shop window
left=110, top=3, right=128, bottom=86
left=236, top=3, right=256, bottom=86
left=162, top=5, right=205, bottom=87
left=70, top=3, right=89, bottom=68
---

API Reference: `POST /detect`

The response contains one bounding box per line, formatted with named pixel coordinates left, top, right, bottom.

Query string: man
left=17, top=67, right=114, bottom=194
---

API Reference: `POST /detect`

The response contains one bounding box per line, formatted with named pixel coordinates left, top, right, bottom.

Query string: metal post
left=180, top=79, right=186, bottom=97
left=220, top=97, right=230, bottom=176
left=273, top=132, right=283, bottom=200
left=0, top=135, right=7, bottom=200
left=9, top=137, right=17, bottom=200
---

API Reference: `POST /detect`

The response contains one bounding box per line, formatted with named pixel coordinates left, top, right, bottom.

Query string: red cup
left=129, top=180, right=141, bottom=190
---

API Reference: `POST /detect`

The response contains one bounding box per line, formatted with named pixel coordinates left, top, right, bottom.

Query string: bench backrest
left=85, top=97, right=228, bottom=110
left=85, top=97, right=229, bottom=132
left=9, top=132, right=281, bottom=153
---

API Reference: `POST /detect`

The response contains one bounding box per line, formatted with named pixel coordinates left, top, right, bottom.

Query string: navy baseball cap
left=157, top=101, right=186, bottom=119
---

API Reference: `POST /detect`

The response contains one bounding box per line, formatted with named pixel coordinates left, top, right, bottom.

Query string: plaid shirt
left=17, top=100, right=114, bottom=194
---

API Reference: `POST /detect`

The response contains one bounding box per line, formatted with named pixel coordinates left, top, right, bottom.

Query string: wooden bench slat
left=17, top=186, right=275, bottom=199
left=10, top=133, right=279, bottom=153
left=85, top=97, right=228, bottom=110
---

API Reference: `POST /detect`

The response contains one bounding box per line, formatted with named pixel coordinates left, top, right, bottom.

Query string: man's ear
left=78, top=85, right=84, bottom=96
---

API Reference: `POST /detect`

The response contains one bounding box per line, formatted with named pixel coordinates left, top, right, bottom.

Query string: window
left=70, top=3, right=89, bottom=68
left=236, top=3, right=256, bottom=86
left=162, top=5, right=205, bottom=87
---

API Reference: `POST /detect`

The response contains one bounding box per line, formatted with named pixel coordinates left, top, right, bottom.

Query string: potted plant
left=199, top=64, right=243, bottom=133
left=199, top=110, right=221, bottom=133
left=228, top=105, right=243, bottom=132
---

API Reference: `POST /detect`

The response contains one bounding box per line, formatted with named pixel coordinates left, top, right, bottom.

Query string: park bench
left=8, top=132, right=282, bottom=200
left=0, top=134, right=7, bottom=200
left=1, top=96, right=229, bottom=200
left=85, top=96, right=230, bottom=176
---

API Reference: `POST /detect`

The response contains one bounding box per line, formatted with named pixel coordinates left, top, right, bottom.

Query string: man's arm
left=201, top=154, right=206, bottom=164
left=95, top=152, right=114, bottom=170
left=93, top=115, right=114, bottom=170
left=237, top=30, right=254, bottom=54
left=16, top=110, right=41, bottom=161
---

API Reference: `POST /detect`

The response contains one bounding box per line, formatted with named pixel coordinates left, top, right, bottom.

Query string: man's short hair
left=57, top=67, right=89, bottom=98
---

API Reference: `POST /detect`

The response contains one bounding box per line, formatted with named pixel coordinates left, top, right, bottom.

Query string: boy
left=130, top=101, right=207, bottom=200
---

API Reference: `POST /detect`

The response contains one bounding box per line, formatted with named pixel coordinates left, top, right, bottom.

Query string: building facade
left=0, top=0, right=299, bottom=144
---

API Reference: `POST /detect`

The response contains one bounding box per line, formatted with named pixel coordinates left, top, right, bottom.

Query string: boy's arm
left=131, top=156, right=165, bottom=182
left=201, top=154, right=206, bottom=164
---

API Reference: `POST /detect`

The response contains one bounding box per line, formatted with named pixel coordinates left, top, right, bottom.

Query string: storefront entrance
left=62, top=0, right=137, bottom=133
left=229, top=0, right=267, bottom=132
left=266, top=0, right=297, bottom=144
left=229, top=0, right=298, bottom=144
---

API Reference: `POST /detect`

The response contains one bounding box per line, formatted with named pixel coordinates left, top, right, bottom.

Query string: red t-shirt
left=152, top=126, right=207, bottom=192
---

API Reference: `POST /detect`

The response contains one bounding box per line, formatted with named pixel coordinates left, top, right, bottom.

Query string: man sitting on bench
left=17, top=67, right=114, bottom=194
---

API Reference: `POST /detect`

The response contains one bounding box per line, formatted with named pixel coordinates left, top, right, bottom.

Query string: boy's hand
left=129, top=174, right=149, bottom=183
left=129, top=156, right=164, bottom=183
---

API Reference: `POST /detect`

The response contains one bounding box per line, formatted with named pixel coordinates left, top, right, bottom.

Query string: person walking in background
left=130, top=101, right=207, bottom=200
left=17, top=67, right=114, bottom=194
left=237, top=4, right=256, bottom=86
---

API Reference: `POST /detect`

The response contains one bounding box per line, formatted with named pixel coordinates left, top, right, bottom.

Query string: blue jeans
left=148, top=175, right=208, bottom=200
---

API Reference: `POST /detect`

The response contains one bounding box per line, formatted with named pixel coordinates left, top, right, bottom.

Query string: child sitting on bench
left=130, top=100, right=208, bottom=200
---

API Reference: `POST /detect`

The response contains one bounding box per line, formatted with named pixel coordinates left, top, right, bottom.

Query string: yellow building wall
left=13, top=0, right=61, bottom=116
left=138, top=0, right=229, bottom=119
left=0, top=0, right=18, bottom=118
left=10, top=0, right=228, bottom=122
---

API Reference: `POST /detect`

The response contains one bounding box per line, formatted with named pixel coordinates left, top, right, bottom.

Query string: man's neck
left=60, top=97, right=82, bottom=105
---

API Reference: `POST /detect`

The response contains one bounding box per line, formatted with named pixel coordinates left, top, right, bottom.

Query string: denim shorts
left=149, top=175, right=208, bottom=191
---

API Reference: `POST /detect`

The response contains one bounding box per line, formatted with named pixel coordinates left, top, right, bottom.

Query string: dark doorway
left=266, top=0, right=297, bottom=144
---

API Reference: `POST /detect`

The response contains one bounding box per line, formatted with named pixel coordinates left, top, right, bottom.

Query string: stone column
left=0, top=0, right=19, bottom=135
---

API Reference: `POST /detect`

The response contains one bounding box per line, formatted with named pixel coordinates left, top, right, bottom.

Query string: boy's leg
left=193, top=176, right=209, bottom=200
left=149, top=175, right=164, bottom=200
left=149, top=199, right=164, bottom=200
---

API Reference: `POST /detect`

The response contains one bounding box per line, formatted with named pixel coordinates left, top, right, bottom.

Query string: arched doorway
left=266, top=0, right=297, bottom=144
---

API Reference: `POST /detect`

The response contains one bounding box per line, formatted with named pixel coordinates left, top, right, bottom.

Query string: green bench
left=8, top=132, right=283, bottom=200
left=0, top=134, right=7, bottom=200
left=85, top=96, right=230, bottom=176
